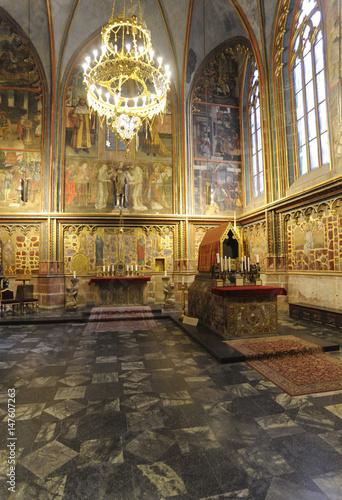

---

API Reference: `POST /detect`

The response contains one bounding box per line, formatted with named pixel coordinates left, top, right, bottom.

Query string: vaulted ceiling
left=0, top=0, right=279, bottom=101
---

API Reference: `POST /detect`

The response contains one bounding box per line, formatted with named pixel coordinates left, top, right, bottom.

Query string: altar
left=188, top=281, right=286, bottom=337
left=88, top=277, right=151, bottom=306
left=189, top=222, right=287, bottom=337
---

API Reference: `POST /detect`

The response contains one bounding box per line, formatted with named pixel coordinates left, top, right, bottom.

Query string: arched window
left=247, top=64, right=264, bottom=198
left=291, top=0, right=329, bottom=176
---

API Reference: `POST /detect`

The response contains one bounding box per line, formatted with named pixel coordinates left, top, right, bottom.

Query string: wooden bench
left=289, top=303, right=342, bottom=330
left=0, top=289, right=20, bottom=316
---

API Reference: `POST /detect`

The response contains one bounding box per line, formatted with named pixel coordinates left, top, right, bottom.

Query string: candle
left=112, top=264, right=114, bottom=272
left=103, top=265, right=105, bottom=272
left=221, top=260, right=223, bottom=272
left=108, top=265, right=110, bottom=272
left=182, top=276, right=184, bottom=285
left=256, top=254, right=259, bottom=263
left=248, top=257, right=250, bottom=272
left=73, top=271, right=76, bottom=279
left=216, top=253, right=220, bottom=264
left=229, top=257, right=231, bottom=272
left=224, top=256, right=227, bottom=271
left=131, top=265, right=133, bottom=272
left=164, top=270, right=167, bottom=276
left=244, top=256, right=247, bottom=269
left=241, top=261, right=243, bottom=272
left=126, top=265, right=129, bottom=272
left=135, top=265, right=138, bottom=271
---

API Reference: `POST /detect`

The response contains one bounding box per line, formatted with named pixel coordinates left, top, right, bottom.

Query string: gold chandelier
left=82, top=0, right=171, bottom=154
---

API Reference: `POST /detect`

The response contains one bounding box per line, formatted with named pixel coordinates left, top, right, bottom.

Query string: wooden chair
left=0, top=289, right=20, bottom=317
left=15, top=284, right=39, bottom=315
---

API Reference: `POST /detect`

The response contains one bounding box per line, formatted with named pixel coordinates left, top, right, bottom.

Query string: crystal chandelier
left=82, top=0, right=171, bottom=154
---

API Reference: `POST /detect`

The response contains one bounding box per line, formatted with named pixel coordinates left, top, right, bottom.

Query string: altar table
left=188, top=283, right=287, bottom=337
left=88, top=277, right=151, bottom=306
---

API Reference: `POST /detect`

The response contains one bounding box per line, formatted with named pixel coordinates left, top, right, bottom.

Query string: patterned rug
left=84, top=306, right=158, bottom=333
left=224, top=336, right=342, bottom=396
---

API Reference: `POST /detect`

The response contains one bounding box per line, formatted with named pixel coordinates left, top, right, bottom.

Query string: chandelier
left=82, top=0, right=171, bottom=154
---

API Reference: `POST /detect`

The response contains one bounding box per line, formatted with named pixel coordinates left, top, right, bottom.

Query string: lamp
left=82, top=0, right=171, bottom=154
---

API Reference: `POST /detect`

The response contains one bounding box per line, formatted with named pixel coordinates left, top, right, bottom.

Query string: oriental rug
left=84, top=306, right=158, bottom=333
left=224, top=335, right=342, bottom=396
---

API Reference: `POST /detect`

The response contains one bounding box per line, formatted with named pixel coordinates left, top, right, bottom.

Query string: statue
left=65, top=278, right=79, bottom=311
left=163, top=278, right=175, bottom=308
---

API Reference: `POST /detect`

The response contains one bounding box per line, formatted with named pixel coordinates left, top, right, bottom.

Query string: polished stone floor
left=1, top=313, right=342, bottom=499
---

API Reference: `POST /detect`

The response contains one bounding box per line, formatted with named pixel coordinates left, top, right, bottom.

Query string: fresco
left=192, top=47, right=243, bottom=216
left=0, top=225, right=40, bottom=275
left=64, top=60, right=173, bottom=214
left=286, top=215, right=338, bottom=272
left=63, top=226, right=174, bottom=275
left=0, top=16, right=43, bottom=213
left=243, top=223, right=267, bottom=270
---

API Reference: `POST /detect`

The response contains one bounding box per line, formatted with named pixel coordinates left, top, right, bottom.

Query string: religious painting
left=0, top=150, right=42, bottom=211
left=0, top=225, right=40, bottom=275
left=65, top=67, right=98, bottom=159
left=243, top=222, right=267, bottom=270
left=192, top=44, right=246, bottom=216
left=64, top=159, right=173, bottom=214
left=63, top=226, right=174, bottom=275
left=193, top=103, right=241, bottom=163
left=64, top=39, right=174, bottom=214
left=0, top=15, right=43, bottom=213
left=287, top=215, right=330, bottom=271
left=194, top=160, right=241, bottom=216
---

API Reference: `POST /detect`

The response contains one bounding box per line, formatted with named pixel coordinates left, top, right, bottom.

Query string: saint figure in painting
left=127, top=165, right=147, bottom=211
left=137, top=234, right=145, bottom=265
left=95, top=234, right=104, bottom=266
left=95, top=164, right=112, bottom=210
left=70, top=96, right=94, bottom=154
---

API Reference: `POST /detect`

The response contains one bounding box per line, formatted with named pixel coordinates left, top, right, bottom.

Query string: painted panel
left=64, top=58, right=173, bottom=215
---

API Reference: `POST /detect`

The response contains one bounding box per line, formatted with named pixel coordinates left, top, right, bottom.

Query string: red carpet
left=84, top=306, right=158, bottom=333
left=224, top=336, right=342, bottom=396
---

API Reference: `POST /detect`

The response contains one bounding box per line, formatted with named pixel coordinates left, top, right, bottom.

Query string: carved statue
left=65, top=278, right=79, bottom=311
left=163, top=278, right=175, bottom=308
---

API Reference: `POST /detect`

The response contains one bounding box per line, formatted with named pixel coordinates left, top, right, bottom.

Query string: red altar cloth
left=88, top=277, right=151, bottom=285
left=211, top=286, right=287, bottom=298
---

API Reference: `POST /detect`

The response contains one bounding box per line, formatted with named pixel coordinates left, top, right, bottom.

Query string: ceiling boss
left=82, top=0, right=171, bottom=156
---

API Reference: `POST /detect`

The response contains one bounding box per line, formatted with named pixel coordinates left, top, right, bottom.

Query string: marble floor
left=1, top=312, right=342, bottom=499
